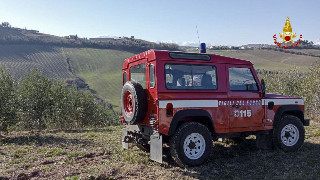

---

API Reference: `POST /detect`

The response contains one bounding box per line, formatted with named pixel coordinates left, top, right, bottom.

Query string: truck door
left=226, top=65, right=264, bottom=128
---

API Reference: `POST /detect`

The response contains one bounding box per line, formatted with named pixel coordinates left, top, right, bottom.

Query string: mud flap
left=122, top=127, right=128, bottom=149
left=256, top=132, right=273, bottom=150
left=150, top=132, right=163, bottom=163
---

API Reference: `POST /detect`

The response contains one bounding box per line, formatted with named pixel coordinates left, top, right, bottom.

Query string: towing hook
left=123, top=136, right=134, bottom=143
left=136, top=137, right=147, bottom=145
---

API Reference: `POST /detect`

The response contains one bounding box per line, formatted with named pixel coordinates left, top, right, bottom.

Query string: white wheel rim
left=281, top=124, right=299, bottom=147
left=183, top=133, right=206, bottom=160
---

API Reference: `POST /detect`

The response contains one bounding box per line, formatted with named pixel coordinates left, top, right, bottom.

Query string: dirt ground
left=0, top=121, right=320, bottom=180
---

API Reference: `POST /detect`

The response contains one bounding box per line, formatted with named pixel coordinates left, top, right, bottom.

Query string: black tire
left=273, top=115, right=305, bottom=152
left=121, top=81, right=146, bottom=125
left=169, top=122, right=212, bottom=167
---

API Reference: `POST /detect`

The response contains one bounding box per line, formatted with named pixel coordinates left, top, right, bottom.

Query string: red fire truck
left=120, top=48, right=309, bottom=167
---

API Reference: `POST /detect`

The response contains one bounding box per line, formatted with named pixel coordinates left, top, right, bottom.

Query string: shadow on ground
left=46, top=128, right=116, bottom=134
left=0, top=134, right=90, bottom=146
left=160, top=138, right=320, bottom=179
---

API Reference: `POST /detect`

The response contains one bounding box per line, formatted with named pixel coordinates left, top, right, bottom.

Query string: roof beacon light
left=200, top=43, right=206, bottom=53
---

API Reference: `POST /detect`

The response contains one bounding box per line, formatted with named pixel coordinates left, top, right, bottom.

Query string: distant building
left=66, top=35, right=78, bottom=40
left=208, top=46, right=215, bottom=50
left=27, top=30, right=39, bottom=33
left=246, top=44, right=271, bottom=49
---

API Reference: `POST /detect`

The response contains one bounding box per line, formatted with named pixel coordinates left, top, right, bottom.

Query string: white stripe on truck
left=263, top=99, right=304, bottom=105
left=158, top=99, right=303, bottom=108
left=159, top=100, right=218, bottom=108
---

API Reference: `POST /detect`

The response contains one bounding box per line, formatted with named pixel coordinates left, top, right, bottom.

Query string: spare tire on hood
left=121, top=81, right=147, bottom=125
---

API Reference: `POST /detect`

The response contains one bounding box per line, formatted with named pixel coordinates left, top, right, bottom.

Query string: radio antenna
left=196, top=25, right=200, bottom=45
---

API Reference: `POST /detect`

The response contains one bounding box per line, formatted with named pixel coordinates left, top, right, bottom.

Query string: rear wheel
left=170, top=122, right=212, bottom=167
left=273, top=115, right=305, bottom=151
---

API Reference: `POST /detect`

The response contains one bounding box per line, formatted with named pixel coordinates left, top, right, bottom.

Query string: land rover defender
left=120, top=49, right=309, bottom=167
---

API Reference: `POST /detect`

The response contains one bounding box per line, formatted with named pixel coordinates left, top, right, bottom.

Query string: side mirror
left=261, top=79, right=265, bottom=97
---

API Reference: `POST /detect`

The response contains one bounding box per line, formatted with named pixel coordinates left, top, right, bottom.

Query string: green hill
left=205, top=49, right=320, bottom=71
left=0, top=44, right=132, bottom=110
left=0, top=26, right=179, bottom=52
left=62, top=48, right=134, bottom=108
left=285, top=49, right=320, bottom=56
left=0, top=45, right=73, bottom=79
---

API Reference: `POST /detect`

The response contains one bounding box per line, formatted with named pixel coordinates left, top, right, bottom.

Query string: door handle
left=232, top=105, right=241, bottom=108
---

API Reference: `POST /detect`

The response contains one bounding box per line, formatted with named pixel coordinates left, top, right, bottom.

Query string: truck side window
left=229, top=67, right=258, bottom=91
left=165, top=64, right=217, bottom=90
left=149, top=64, right=155, bottom=88
left=123, top=72, right=127, bottom=85
left=130, top=63, right=146, bottom=89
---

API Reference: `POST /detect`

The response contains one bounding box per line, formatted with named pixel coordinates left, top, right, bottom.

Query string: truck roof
left=123, top=49, right=252, bottom=69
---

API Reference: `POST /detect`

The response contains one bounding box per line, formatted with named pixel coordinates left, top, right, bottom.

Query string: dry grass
left=0, top=122, right=319, bottom=180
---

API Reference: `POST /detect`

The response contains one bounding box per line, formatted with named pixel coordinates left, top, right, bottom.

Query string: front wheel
left=170, top=122, right=212, bottom=167
left=273, top=115, right=305, bottom=151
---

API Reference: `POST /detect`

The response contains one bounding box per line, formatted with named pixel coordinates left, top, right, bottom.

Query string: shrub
left=0, top=69, right=17, bottom=134
left=45, top=82, right=77, bottom=129
left=259, top=61, right=320, bottom=119
left=17, top=71, right=53, bottom=130
left=15, top=70, right=118, bottom=131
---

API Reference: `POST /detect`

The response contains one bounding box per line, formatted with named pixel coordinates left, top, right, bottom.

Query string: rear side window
left=130, top=63, right=146, bottom=89
left=123, top=72, right=127, bottom=85
left=165, top=64, right=217, bottom=90
left=149, top=64, right=155, bottom=88
left=229, top=67, right=258, bottom=91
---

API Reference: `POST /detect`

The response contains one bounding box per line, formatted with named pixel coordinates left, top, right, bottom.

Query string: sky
left=0, top=0, right=319, bottom=46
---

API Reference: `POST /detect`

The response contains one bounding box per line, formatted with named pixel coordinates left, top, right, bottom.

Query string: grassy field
left=286, top=49, right=320, bottom=56
left=0, top=45, right=73, bottom=79
left=206, top=49, right=320, bottom=71
left=0, top=121, right=319, bottom=179
left=0, top=45, right=134, bottom=109
left=62, top=48, right=135, bottom=109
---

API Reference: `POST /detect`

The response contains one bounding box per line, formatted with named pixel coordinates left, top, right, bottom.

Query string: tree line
left=0, top=22, right=180, bottom=52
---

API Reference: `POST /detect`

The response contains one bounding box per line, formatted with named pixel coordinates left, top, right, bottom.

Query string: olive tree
left=0, top=69, right=17, bottom=134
